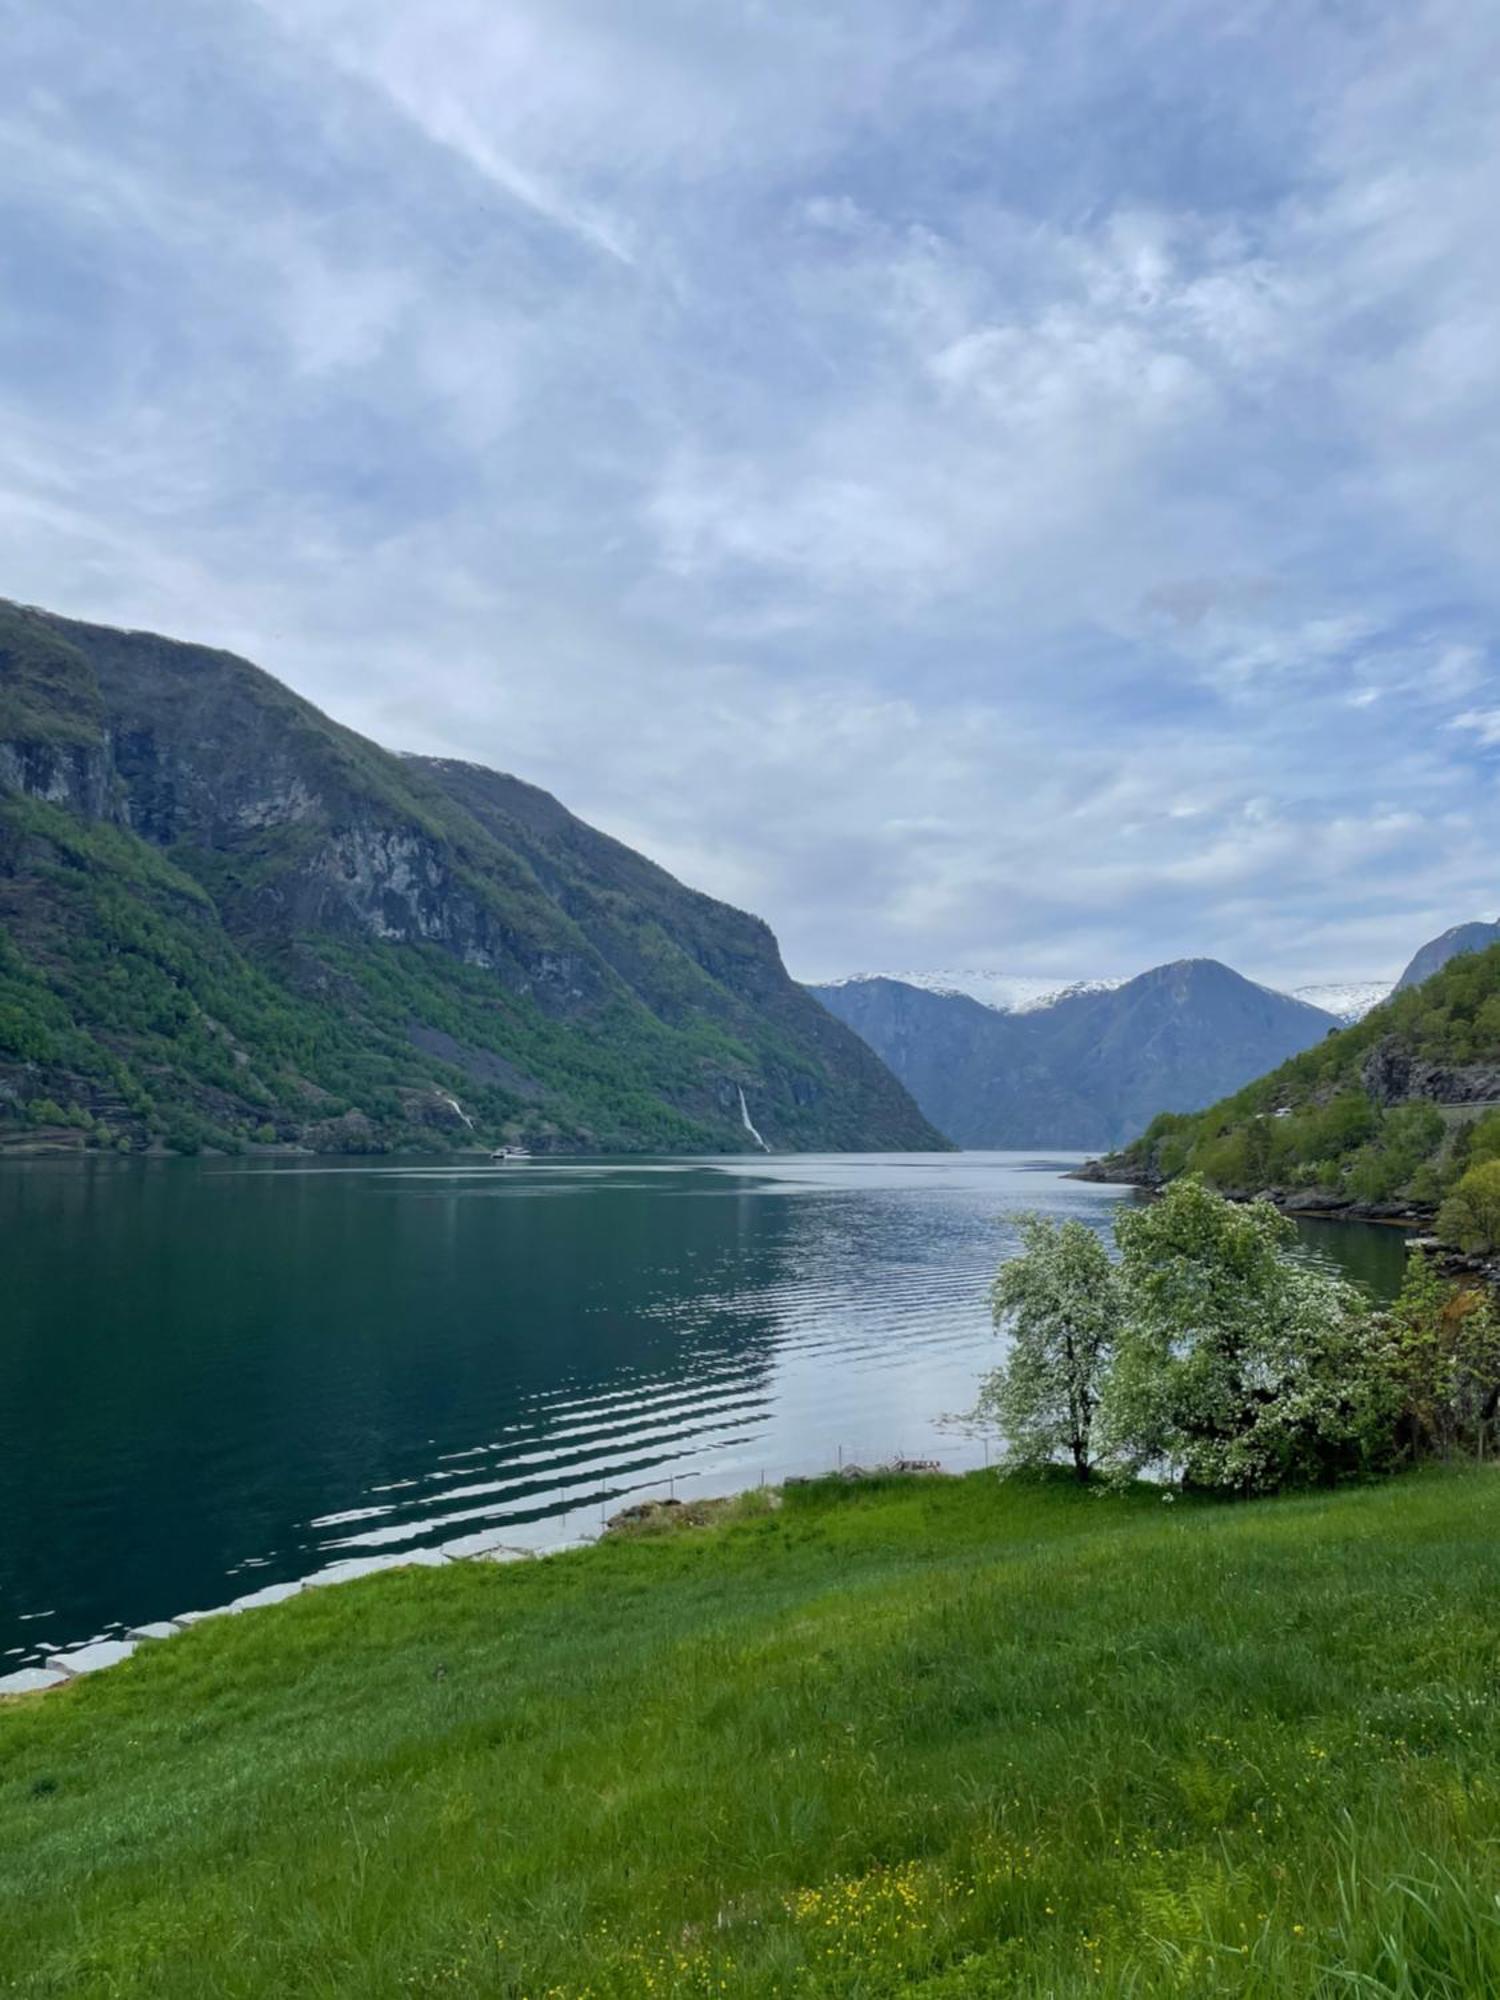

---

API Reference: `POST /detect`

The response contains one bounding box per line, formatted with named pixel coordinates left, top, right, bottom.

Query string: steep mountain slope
left=810, top=959, right=1339, bottom=1149
left=1395, top=921, right=1500, bottom=992
left=1103, top=942, right=1500, bottom=1209
left=0, top=600, right=942, bottom=1155
left=805, top=978, right=1024, bottom=1145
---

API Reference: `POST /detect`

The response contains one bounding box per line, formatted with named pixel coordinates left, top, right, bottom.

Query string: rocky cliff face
left=0, top=600, right=942, bottom=1155
left=811, top=959, right=1340, bottom=1150
left=1360, top=1037, right=1500, bottom=1109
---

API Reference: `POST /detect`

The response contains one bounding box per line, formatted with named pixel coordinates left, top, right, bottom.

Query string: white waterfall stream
left=738, top=1086, right=771, bottom=1152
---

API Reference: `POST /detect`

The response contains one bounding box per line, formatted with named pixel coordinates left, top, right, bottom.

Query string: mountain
left=815, top=970, right=1128, bottom=1014
left=1395, top=922, right=1500, bottom=993
left=1102, top=940, right=1500, bottom=1212
left=0, top=599, right=943, bottom=1155
left=808, top=959, right=1340, bottom=1150
left=822, top=968, right=1389, bottom=1026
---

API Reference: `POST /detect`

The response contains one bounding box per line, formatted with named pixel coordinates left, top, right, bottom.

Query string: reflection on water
left=0, top=1152, right=1407, bottom=1662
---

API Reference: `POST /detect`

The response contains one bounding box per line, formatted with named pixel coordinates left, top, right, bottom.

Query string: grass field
left=5, top=1469, right=1500, bottom=1997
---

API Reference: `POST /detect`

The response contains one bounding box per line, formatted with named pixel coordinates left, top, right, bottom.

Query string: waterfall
left=738, top=1086, right=771, bottom=1153
left=439, top=1093, right=474, bottom=1131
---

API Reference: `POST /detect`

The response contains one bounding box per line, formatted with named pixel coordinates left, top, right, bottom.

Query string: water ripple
left=0, top=1150, right=1407, bottom=1663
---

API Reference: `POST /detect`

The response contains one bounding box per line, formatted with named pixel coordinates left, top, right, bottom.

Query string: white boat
left=489, top=1145, right=533, bottom=1162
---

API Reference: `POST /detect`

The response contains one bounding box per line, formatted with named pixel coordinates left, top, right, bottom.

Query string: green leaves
left=978, top=1181, right=1402, bottom=1495
left=1436, top=1160, right=1500, bottom=1255
left=1104, top=1182, right=1396, bottom=1494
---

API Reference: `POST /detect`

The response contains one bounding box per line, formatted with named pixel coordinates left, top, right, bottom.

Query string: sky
left=2, top=0, right=1497, bottom=989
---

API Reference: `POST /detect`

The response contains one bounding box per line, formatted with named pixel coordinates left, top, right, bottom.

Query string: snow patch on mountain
left=815, top=970, right=1128, bottom=1014
left=1290, top=982, right=1391, bottom=1023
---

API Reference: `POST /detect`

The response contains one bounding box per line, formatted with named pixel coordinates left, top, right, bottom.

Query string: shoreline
left=0, top=1536, right=550, bottom=1700
left=0, top=1460, right=948, bottom=1701
left=1071, top=1154, right=1436, bottom=1228
left=1071, top=1158, right=1500, bottom=1288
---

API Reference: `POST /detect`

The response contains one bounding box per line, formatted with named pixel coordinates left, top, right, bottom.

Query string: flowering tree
left=976, top=1215, right=1121, bottom=1482
left=1099, top=1180, right=1397, bottom=1494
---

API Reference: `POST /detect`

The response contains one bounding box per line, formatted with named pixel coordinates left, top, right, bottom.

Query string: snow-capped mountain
left=814, top=970, right=1128, bottom=1014
left=816, top=969, right=1390, bottom=1025
left=808, top=960, right=1345, bottom=1150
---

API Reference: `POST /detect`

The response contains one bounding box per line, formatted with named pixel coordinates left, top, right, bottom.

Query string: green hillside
left=1111, top=943, right=1500, bottom=1226
left=7, top=1468, right=1500, bottom=1996
left=0, top=601, right=942, bottom=1156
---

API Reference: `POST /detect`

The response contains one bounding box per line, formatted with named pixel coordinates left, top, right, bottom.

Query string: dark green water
left=0, top=1153, right=1406, bottom=1666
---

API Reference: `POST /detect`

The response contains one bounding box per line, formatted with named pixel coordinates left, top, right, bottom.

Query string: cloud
left=1450, top=709, right=1500, bottom=750
left=0, top=0, right=1497, bottom=990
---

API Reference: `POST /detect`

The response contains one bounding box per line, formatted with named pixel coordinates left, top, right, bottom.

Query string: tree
left=975, top=1215, right=1121, bottom=1481
left=1100, top=1179, right=1396, bottom=1494
left=1437, top=1160, right=1500, bottom=1255
left=1345, top=1101, right=1445, bottom=1203
left=1385, top=1252, right=1500, bottom=1460
left=1468, top=1108, right=1500, bottom=1169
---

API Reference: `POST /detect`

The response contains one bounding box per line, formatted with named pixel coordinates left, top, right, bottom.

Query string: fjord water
left=0, top=1153, right=1406, bottom=1665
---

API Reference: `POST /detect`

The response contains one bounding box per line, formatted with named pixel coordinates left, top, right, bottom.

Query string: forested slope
left=0, top=601, right=941, bottom=1155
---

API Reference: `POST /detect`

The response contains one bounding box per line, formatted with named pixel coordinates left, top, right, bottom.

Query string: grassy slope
left=1115, top=942, right=1500, bottom=1206
left=6, top=1471, right=1500, bottom=1997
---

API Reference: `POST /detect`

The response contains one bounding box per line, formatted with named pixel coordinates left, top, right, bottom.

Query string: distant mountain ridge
left=809, top=958, right=1342, bottom=1150
left=0, top=598, right=943, bottom=1155
left=821, top=968, right=1390, bottom=1025
left=815, top=970, right=1129, bottom=1015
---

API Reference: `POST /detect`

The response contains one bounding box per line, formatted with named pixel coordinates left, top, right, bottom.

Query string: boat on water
left=489, top=1145, right=533, bottom=1162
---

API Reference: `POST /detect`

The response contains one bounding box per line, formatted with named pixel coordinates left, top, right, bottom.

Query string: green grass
left=6, top=1470, right=1500, bottom=1997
